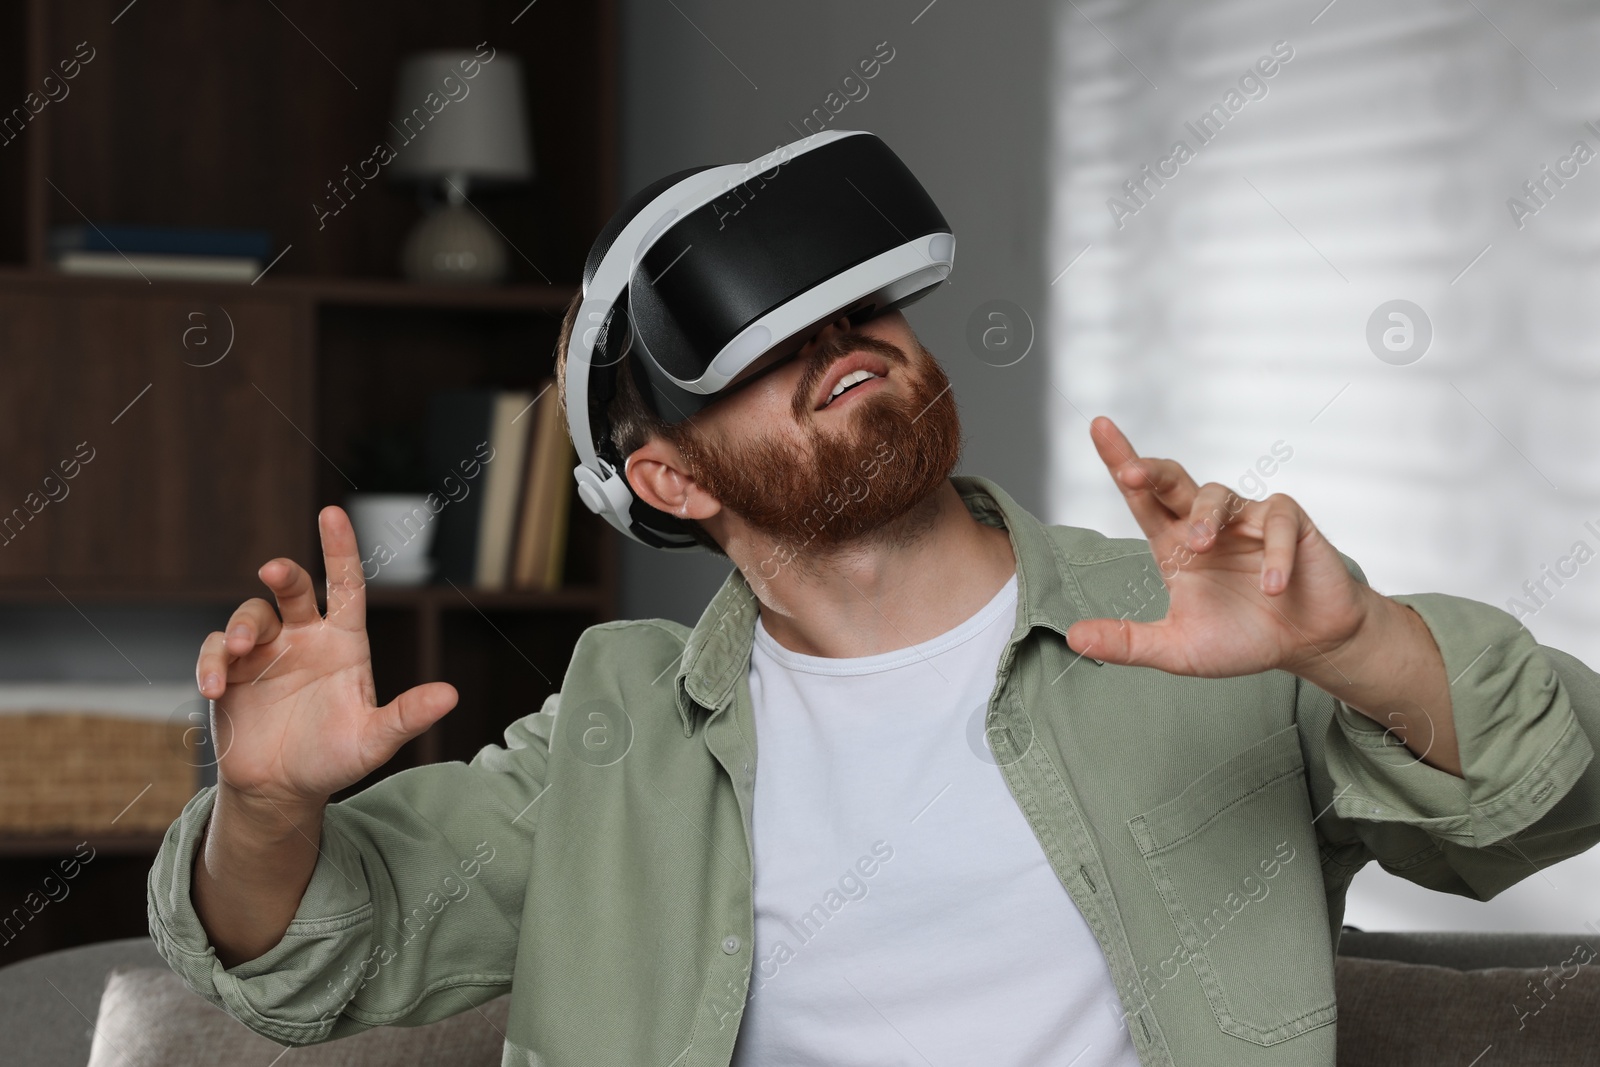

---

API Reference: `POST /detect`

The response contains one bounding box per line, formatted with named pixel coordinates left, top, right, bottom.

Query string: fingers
left=1173, top=486, right=1308, bottom=593
left=1066, top=616, right=1178, bottom=673
left=1090, top=417, right=1200, bottom=538
left=1184, top=482, right=1247, bottom=551
left=197, top=598, right=284, bottom=699
left=223, top=597, right=284, bottom=657
left=260, top=554, right=321, bottom=627
left=1258, top=494, right=1307, bottom=595
left=1088, top=415, right=1143, bottom=484
left=197, top=630, right=230, bottom=699
left=1121, top=457, right=1201, bottom=518
left=318, top=506, right=367, bottom=633
left=365, top=682, right=458, bottom=762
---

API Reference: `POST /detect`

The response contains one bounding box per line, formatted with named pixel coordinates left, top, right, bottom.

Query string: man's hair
left=554, top=290, right=727, bottom=556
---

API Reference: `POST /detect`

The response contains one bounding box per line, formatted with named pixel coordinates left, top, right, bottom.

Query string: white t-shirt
left=731, top=572, right=1141, bottom=1067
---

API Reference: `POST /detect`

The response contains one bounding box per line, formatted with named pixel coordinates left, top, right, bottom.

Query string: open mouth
left=820, top=369, right=885, bottom=409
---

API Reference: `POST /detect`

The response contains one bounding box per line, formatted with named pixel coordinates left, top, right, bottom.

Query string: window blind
left=1048, top=0, right=1600, bottom=930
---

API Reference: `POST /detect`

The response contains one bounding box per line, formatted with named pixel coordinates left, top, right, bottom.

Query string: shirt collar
left=673, top=474, right=1104, bottom=736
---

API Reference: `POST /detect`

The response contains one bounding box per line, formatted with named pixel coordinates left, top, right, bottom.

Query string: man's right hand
left=196, top=505, right=459, bottom=810
left=191, top=505, right=459, bottom=968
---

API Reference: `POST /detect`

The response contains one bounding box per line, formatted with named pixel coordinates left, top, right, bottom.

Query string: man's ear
left=624, top=437, right=721, bottom=521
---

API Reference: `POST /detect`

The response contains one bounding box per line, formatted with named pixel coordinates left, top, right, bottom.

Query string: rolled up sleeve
left=146, top=696, right=558, bottom=1046
left=1301, top=575, right=1600, bottom=901
left=147, top=787, right=385, bottom=1045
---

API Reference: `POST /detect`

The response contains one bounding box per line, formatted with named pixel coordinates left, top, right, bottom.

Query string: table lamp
left=388, top=50, right=534, bottom=284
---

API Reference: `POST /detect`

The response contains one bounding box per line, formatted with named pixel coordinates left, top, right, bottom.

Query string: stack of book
left=49, top=223, right=274, bottom=282
left=425, top=380, right=576, bottom=591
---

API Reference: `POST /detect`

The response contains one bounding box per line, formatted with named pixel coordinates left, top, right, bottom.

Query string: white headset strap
left=565, top=130, right=865, bottom=543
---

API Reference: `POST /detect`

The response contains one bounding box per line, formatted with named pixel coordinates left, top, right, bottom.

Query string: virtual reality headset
left=565, top=128, right=956, bottom=551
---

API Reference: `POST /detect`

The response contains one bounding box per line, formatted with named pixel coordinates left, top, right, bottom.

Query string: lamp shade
left=387, top=50, right=534, bottom=187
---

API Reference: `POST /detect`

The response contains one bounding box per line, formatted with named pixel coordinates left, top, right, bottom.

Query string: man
left=151, top=293, right=1600, bottom=1067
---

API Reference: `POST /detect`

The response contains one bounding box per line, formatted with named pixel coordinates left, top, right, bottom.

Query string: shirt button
left=722, top=935, right=741, bottom=954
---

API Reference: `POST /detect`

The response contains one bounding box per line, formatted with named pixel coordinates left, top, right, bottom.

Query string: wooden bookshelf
left=0, top=0, right=621, bottom=963
left=0, top=266, right=577, bottom=310
left=0, top=834, right=166, bottom=859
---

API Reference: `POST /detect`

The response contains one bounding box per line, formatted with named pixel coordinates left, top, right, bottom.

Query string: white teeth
left=828, top=369, right=880, bottom=403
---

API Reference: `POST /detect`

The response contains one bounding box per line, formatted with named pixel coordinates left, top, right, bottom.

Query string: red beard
left=674, top=329, right=964, bottom=565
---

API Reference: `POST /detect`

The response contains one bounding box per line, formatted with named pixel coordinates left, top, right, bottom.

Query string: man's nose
left=803, top=313, right=854, bottom=359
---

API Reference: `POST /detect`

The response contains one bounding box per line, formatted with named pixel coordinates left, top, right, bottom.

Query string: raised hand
left=1064, top=417, right=1376, bottom=679
left=195, top=506, right=458, bottom=809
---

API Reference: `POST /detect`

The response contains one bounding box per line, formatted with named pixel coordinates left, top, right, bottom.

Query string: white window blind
left=1047, top=0, right=1600, bottom=931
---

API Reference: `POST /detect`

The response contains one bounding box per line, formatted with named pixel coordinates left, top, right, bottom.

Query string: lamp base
left=400, top=202, right=509, bottom=285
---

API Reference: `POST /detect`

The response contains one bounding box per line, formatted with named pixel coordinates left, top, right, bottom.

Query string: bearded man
left=150, top=165, right=1600, bottom=1067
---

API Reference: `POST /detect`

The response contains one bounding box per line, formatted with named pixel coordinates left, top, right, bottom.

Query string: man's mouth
left=822, top=369, right=885, bottom=408
left=814, top=350, right=893, bottom=410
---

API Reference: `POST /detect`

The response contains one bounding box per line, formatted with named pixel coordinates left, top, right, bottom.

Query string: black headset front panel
left=628, top=134, right=948, bottom=384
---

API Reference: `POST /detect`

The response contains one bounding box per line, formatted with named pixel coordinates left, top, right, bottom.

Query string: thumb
left=1066, top=617, right=1169, bottom=670
left=369, top=681, right=458, bottom=754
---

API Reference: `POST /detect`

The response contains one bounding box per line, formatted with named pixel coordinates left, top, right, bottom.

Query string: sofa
left=3, top=929, right=1597, bottom=1065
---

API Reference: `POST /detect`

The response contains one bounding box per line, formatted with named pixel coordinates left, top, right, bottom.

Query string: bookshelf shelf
left=0, top=833, right=165, bottom=859
left=0, top=265, right=578, bottom=311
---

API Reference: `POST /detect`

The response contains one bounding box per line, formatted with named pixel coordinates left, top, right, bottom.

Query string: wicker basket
left=0, top=712, right=200, bottom=835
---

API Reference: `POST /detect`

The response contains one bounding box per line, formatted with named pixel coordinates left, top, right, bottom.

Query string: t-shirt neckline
left=751, top=571, right=1019, bottom=676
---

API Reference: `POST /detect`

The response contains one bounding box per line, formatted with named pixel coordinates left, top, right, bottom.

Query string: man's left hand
left=1065, top=416, right=1462, bottom=776
left=1065, top=416, right=1370, bottom=678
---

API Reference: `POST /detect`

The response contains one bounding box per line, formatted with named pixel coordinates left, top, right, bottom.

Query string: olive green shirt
left=148, top=474, right=1600, bottom=1066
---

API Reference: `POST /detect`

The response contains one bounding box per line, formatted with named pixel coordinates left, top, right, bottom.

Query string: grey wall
left=615, top=0, right=1056, bottom=625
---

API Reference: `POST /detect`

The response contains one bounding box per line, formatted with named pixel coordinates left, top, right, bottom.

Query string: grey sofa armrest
left=1337, top=929, right=1600, bottom=970
left=0, top=936, right=166, bottom=1067
left=9, top=929, right=1598, bottom=1066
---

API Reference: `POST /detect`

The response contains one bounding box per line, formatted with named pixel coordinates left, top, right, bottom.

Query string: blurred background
left=0, top=0, right=1595, bottom=968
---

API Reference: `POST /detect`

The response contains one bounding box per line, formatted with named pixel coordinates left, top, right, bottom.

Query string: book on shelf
left=54, top=251, right=261, bottom=282
left=49, top=223, right=275, bottom=259
left=510, top=379, right=575, bottom=591
left=48, top=223, right=274, bottom=283
left=425, top=388, right=498, bottom=587
left=424, top=379, right=575, bottom=592
left=474, top=390, right=537, bottom=588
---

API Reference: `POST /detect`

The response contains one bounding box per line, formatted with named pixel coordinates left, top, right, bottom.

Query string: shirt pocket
left=1126, top=724, right=1336, bottom=1046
